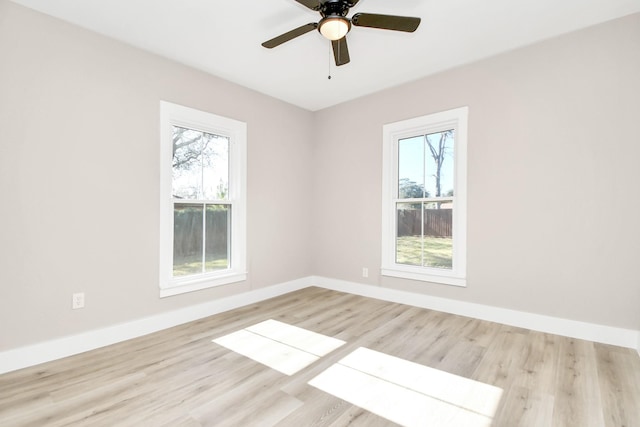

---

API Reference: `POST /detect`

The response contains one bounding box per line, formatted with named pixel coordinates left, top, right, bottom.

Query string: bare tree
left=425, top=130, right=453, bottom=198
left=172, top=127, right=214, bottom=170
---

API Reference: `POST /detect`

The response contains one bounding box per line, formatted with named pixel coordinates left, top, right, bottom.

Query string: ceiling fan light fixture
left=319, top=16, right=351, bottom=40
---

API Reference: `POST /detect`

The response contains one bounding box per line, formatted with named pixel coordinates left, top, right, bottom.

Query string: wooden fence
left=397, top=208, right=452, bottom=238
left=173, top=206, right=228, bottom=258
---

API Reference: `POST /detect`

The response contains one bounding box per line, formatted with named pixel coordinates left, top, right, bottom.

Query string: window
left=160, top=101, right=246, bottom=297
left=381, top=107, right=468, bottom=286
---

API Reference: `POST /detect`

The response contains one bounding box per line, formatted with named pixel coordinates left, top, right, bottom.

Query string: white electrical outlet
left=72, top=292, right=85, bottom=309
left=362, top=267, right=369, bottom=278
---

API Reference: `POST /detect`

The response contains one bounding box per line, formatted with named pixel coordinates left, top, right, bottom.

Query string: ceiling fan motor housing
left=320, top=0, right=353, bottom=17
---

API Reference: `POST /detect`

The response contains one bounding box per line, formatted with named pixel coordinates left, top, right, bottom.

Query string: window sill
left=381, top=267, right=466, bottom=287
left=160, top=271, right=247, bottom=298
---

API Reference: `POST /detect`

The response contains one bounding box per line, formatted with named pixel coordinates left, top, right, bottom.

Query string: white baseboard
left=1, top=275, right=638, bottom=374
left=0, top=277, right=311, bottom=375
left=312, top=276, right=640, bottom=350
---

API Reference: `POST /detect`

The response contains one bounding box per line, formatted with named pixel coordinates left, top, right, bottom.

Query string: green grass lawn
left=396, top=235, right=453, bottom=269
left=173, top=237, right=451, bottom=276
left=173, top=255, right=228, bottom=277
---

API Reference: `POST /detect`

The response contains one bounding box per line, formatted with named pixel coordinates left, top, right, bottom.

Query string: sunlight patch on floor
left=212, top=319, right=345, bottom=375
left=309, top=347, right=503, bottom=427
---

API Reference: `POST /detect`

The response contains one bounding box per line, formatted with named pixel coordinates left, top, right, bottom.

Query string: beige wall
left=311, top=13, right=640, bottom=330
left=1, top=0, right=639, bottom=353
left=0, top=1, right=313, bottom=350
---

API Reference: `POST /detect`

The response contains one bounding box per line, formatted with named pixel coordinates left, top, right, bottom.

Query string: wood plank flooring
left=1, top=287, right=639, bottom=426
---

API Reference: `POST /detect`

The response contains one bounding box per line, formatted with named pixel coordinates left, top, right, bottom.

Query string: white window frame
left=159, top=101, right=247, bottom=297
left=381, top=107, right=468, bottom=287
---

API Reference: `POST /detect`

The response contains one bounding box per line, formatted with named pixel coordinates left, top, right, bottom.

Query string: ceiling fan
left=261, top=0, right=421, bottom=66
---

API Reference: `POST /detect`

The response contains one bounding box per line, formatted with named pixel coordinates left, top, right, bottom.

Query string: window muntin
left=160, top=102, right=246, bottom=297
left=382, top=107, right=467, bottom=287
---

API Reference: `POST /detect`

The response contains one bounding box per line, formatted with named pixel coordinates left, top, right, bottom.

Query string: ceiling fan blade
left=294, top=0, right=322, bottom=11
left=332, top=37, right=350, bottom=66
left=352, top=13, right=421, bottom=32
left=262, top=23, right=318, bottom=49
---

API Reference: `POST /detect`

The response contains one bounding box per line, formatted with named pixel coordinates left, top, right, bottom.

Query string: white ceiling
left=9, top=0, right=640, bottom=111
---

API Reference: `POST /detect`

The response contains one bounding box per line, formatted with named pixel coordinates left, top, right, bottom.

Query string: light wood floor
left=1, top=287, right=639, bottom=426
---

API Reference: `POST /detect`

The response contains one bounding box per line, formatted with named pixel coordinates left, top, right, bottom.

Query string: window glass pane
left=173, top=203, right=204, bottom=276
left=172, top=127, right=203, bottom=199
left=202, top=135, right=229, bottom=200
left=424, top=130, right=455, bottom=197
left=205, top=204, right=230, bottom=272
left=396, top=202, right=453, bottom=270
left=172, top=126, right=229, bottom=200
left=423, top=202, right=453, bottom=269
left=398, top=136, right=425, bottom=199
left=396, top=202, right=423, bottom=266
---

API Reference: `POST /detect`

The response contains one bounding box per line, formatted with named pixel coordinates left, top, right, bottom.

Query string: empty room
left=1, top=0, right=639, bottom=425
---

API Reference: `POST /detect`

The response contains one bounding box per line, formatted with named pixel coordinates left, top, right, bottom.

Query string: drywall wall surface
left=311, top=13, right=640, bottom=330
left=0, top=0, right=313, bottom=350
